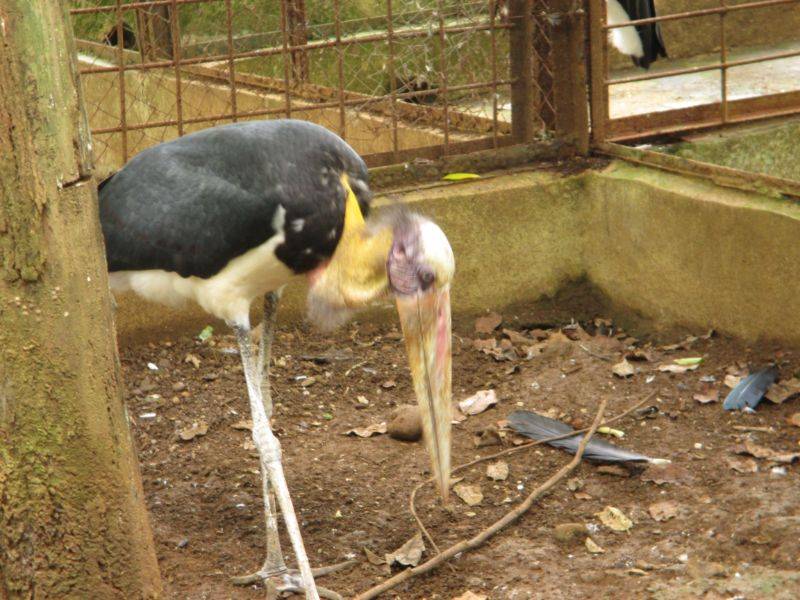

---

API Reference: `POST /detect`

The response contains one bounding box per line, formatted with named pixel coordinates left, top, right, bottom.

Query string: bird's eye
left=418, top=267, right=435, bottom=290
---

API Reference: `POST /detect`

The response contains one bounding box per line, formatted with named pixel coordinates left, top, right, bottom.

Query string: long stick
left=354, top=398, right=609, bottom=600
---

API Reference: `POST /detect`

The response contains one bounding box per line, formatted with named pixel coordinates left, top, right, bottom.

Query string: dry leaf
left=381, top=379, right=397, bottom=389
left=733, top=440, right=800, bottom=463
left=648, top=500, right=679, bottom=521
left=486, top=461, right=509, bottom=481
left=451, top=403, right=467, bottom=424
left=625, top=348, right=654, bottom=362
left=502, top=328, right=535, bottom=345
left=787, top=413, right=800, bottom=428
left=596, top=506, right=633, bottom=532
left=765, top=378, right=800, bottom=404
left=459, top=390, right=498, bottom=415
left=724, top=374, right=743, bottom=389
left=344, top=422, right=388, bottom=438
left=727, top=456, right=758, bottom=473
left=453, top=482, right=483, bottom=506
left=658, top=363, right=699, bottom=374
left=178, top=420, right=208, bottom=441
left=693, top=383, right=719, bottom=404
left=385, top=533, right=425, bottom=567
left=475, top=312, right=502, bottom=334
left=452, top=592, right=487, bottom=600
left=642, top=464, right=691, bottom=485
left=612, top=359, right=635, bottom=378
left=363, top=547, right=385, bottom=566
left=585, top=537, right=605, bottom=554
left=574, top=492, right=593, bottom=500
left=184, top=353, right=201, bottom=368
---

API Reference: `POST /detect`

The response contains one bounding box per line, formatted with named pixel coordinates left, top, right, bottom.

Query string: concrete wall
left=113, top=159, right=800, bottom=346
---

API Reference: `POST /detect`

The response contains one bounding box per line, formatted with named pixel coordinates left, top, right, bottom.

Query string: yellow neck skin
left=310, top=174, right=392, bottom=308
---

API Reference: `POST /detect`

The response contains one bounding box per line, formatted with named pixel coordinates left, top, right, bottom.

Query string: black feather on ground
left=722, top=366, right=778, bottom=411
left=507, top=410, right=668, bottom=464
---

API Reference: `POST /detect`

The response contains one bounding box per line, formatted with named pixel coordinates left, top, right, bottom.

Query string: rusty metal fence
left=589, top=0, right=800, bottom=143
left=69, top=0, right=572, bottom=175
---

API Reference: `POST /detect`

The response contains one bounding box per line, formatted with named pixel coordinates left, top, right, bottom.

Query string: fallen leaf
left=385, top=533, right=425, bottom=567
left=597, top=426, right=625, bottom=438
left=197, top=325, right=214, bottom=342
left=230, top=419, right=253, bottom=431
left=596, top=506, right=633, bottom=532
left=344, top=422, right=388, bottom=438
left=648, top=500, right=679, bottom=522
left=451, top=403, right=467, bottom=423
left=788, top=413, right=800, bottom=428
left=658, top=363, right=699, bottom=374
left=363, top=547, right=385, bottom=566
left=585, top=537, right=605, bottom=554
left=452, top=592, right=487, bottom=600
left=453, top=482, right=484, bottom=506
left=502, top=328, right=535, bottom=345
left=472, top=338, right=497, bottom=352
left=575, top=492, right=593, bottom=500
left=459, top=390, right=498, bottom=415
left=184, top=353, right=201, bottom=368
left=642, top=464, right=692, bottom=485
left=625, top=348, right=654, bottom=362
left=724, top=374, right=743, bottom=389
left=765, top=377, right=800, bottom=404
left=381, top=379, right=397, bottom=389
left=443, top=172, right=481, bottom=181
left=612, top=359, right=635, bottom=378
left=300, top=377, right=317, bottom=388
left=486, top=461, right=509, bottom=481
left=674, top=357, right=703, bottom=366
left=693, top=383, right=719, bottom=404
left=178, top=420, right=208, bottom=441
left=727, top=456, right=758, bottom=473
left=475, top=312, right=502, bottom=334
left=566, top=477, right=583, bottom=491
left=733, top=440, right=800, bottom=463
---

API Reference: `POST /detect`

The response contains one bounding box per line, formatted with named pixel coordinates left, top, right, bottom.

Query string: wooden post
left=0, top=1, right=163, bottom=596
left=509, top=0, right=537, bottom=143
left=287, top=0, right=309, bottom=84
left=588, top=0, right=609, bottom=145
left=551, top=0, right=590, bottom=154
left=136, top=5, right=173, bottom=60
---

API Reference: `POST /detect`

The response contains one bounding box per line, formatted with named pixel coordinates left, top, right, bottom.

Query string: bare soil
left=121, top=309, right=800, bottom=600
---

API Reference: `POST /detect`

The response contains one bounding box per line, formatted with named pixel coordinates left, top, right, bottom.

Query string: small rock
left=387, top=405, right=422, bottom=442
left=553, top=522, right=587, bottom=543
left=486, top=461, right=509, bottom=481
left=172, top=381, right=186, bottom=392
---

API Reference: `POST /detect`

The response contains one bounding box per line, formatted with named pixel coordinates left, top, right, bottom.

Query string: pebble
left=553, top=522, right=587, bottom=543
left=387, top=405, right=422, bottom=442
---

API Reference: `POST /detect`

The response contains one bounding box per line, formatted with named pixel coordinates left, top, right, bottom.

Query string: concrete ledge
left=114, top=160, right=800, bottom=346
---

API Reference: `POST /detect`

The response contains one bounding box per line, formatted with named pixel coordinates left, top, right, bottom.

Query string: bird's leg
left=258, top=289, right=281, bottom=419
left=233, top=323, right=320, bottom=600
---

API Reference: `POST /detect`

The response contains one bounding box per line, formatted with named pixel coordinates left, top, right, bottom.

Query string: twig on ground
left=578, top=343, right=614, bottom=362
left=354, top=398, right=609, bottom=600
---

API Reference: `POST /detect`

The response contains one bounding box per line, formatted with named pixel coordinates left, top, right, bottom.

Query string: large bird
left=99, top=119, right=454, bottom=598
left=607, top=0, right=667, bottom=69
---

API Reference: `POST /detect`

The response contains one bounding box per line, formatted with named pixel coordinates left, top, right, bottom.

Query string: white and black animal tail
left=607, top=0, right=667, bottom=69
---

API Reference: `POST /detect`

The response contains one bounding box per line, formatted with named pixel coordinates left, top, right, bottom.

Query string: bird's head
left=307, top=175, right=454, bottom=501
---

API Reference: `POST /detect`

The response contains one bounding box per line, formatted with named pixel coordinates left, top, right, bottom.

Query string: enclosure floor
left=122, top=309, right=800, bottom=599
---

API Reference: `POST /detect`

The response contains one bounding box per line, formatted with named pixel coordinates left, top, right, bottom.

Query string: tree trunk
left=0, top=1, right=163, bottom=598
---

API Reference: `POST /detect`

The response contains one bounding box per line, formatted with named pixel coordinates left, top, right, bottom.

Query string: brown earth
left=121, top=308, right=800, bottom=599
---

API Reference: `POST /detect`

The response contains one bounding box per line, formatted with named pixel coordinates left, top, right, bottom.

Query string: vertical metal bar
left=720, top=0, right=728, bottom=123
left=279, top=0, right=293, bottom=117
left=588, top=0, right=609, bottom=144
left=225, top=0, right=238, bottom=122
left=169, top=0, right=184, bottom=136
left=509, top=0, right=536, bottom=142
left=436, top=0, right=450, bottom=152
left=334, top=0, right=346, bottom=138
left=115, top=0, right=128, bottom=161
left=489, top=0, right=499, bottom=147
left=386, top=0, right=399, bottom=158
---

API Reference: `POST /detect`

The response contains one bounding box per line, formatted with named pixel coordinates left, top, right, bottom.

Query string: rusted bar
left=333, top=0, right=345, bottom=138
left=88, top=78, right=516, bottom=136
left=437, top=0, right=450, bottom=152
left=169, top=0, right=184, bottom=136
left=596, top=141, right=800, bottom=200
left=489, top=0, right=499, bottom=148
left=607, top=46, right=800, bottom=86
left=509, top=0, right=536, bottom=143
left=71, top=0, right=212, bottom=15
left=279, top=0, right=292, bottom=117
left=720, top=0, right=728, bottom=123
left=287, top=0, right=309, bottom=84
left=604, top=0, right=800, bottom=29
left=532, top=8, right=554, bottom=130
left=551, top=0, right=590, bottom=154
left=78, top=19, right=517, bottom=76
left=224, top=0, right=238, bottom=122
left=588, top=0, right=608, bottom=145
left=386, top=0, right=399, bottom=158
left=115, top=0, right=128, bottom=161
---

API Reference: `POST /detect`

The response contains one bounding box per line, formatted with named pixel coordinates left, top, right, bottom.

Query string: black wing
left=619, top=0, right=667, bottom=69
left=99, top=119, right=371, bottom=279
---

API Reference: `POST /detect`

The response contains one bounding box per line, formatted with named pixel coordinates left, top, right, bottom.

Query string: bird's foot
left=231, top=560, right=356, bottom=599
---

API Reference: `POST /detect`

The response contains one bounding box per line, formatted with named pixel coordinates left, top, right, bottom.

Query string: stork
left=99, top=119, right=454, bottom=598
left=607, top=0, right=667, bottom=69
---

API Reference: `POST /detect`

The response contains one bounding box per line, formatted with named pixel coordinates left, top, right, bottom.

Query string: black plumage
left=722, top=366, right=778, bottom=411
left=618, top=0, right=667, bottom=69
left=508, top=410, right=665, bottom=463
left=99, top=120, right=371, bottom=279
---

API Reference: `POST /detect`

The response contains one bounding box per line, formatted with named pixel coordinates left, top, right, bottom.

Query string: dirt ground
left=120, top=307, right=800, bottom=600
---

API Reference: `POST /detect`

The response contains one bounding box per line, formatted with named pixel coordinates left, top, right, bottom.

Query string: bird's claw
left=232, top=560, right=356, bottom=598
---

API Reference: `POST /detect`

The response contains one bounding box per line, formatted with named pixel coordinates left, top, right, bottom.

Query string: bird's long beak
left=396, top=287, right=452, bottom=503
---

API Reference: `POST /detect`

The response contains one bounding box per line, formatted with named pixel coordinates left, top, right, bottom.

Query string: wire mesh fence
left=70, top=0, right=560, bottom=174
